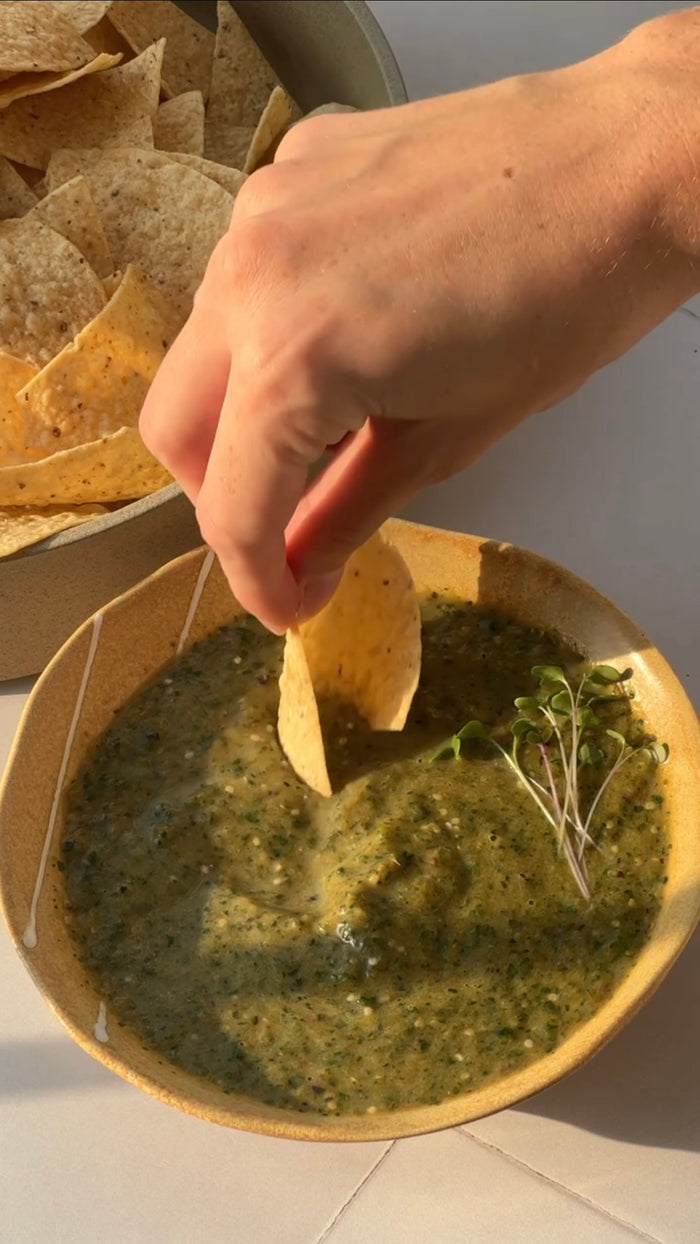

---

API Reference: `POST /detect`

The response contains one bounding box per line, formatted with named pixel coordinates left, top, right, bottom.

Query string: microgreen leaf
left=431, top=742, right=457, bottom=762
left=645, top=741, right=669, bottom=764
left=550, top=690, right=573, bottom=715
left=531, top=665, right=566, bottom=686
left=587, top=665, right=624, bottom=685
left=577, top=705, right=601, bottom=730
left=579, top=741, right=604, bottom=767
left=456, top=720, right=489, bottom=741
left=606, top=729, right=627, bottom=748
left=438, top=663, right=669, bottom=903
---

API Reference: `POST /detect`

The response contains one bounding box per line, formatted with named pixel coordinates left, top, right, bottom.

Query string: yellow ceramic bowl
left=1, top=518, right=699, bottom=1142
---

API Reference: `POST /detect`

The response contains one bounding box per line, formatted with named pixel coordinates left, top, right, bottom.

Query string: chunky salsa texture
left=62, top=598, right=669, bottom=1115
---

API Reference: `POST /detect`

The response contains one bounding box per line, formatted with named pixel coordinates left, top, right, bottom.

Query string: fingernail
left=297, top=569, right=343, bottom=624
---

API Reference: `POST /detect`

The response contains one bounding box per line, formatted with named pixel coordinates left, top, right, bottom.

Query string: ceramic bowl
left=0, top=0, right=407, bottom=682
left=1, top=518, right=699, bottom=1142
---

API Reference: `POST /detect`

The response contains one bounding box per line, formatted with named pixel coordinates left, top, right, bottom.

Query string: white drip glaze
left=177, top=548, right=215, bottom=655
left=22, top=613, right=104, bottom=950
left=94, top=1000, right=109, bottom=1043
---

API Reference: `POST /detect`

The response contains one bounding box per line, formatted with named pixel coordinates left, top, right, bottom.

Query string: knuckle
left=138, top=398, right=174, bottom=468
left=233, top=164, right=278, bottom=218
left=203, top=212, right=298, bottom=295
left=275, top=114, right=333, bottom=162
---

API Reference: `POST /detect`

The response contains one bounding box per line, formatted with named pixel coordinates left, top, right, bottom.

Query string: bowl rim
left=2, top=519, right=699, bottom=1142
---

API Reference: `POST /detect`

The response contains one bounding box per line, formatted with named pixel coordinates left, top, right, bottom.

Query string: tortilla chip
left=204, top=0, right=279, bottom=164
left=244, top=86, right=294, bottom=173
left=101, top=270, right=122, bottom=299
left=303, top=104, right=358, bottom=119
left=0, top=41, right=163, bottom=168
left=46, top=146, right=234, bottom=321
left=9, top=160, right=44, bottom=190
left=162, top=152, right=245, bottom=196
left=108, top=0, right=214, bottom=100
left=154, top=91, right=204, bottom=155
left=84, top=14, right=134, bottom=59
left=19, top=265, right=181, bottom=452
left=204, top=124, right=253, bottom=171
left=0, top=215, right=105, bottom=366
left=0, top=2, right=96, bottom=73
left=30, top=175, right=113, bottom=277
left=277, top=531, right=422, bottom=795
left=0, top=154, right=37, bottom=216
left=44, top=2, right=113, bottom=34
left=278, top=630, right=332, bottom=798
left=0, top=51, right=121, bottom=112
left=0, top=352, right=39, bottom=464
left=108, top=115, right=154, bottom=149
left=0, top=425, right=171, bottom=504
left=0, top=502, right=108, bottom=557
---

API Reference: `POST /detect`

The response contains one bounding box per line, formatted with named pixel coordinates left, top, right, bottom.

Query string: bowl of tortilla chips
left=0, top=0, right=406, bottom=679
left=1, top=519, right=699, bottom=1141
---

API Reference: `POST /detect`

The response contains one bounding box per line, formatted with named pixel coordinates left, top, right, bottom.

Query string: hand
left=140, top=9, right=700, bottom=633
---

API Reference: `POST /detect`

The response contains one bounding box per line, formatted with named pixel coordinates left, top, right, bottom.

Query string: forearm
left=613, top=6, right=700, bottom=266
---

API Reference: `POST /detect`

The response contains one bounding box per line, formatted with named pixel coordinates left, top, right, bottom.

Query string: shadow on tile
left=517, top=924, right=700, bottom=1152
left=0, top=1039, right=119, bottom=1096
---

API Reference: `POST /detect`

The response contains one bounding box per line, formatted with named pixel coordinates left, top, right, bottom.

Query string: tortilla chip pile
left=278, top=531, right=422, bottom=796
left=0, top=0, right=311, bottom=558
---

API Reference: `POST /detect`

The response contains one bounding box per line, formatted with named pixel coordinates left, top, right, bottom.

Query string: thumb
left=288, top=414, right=495, bottom=618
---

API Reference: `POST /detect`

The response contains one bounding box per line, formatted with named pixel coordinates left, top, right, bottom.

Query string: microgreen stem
left=432, top=663, right=668, bottom=901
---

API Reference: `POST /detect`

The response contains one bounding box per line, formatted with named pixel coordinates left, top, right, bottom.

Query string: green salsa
left=62, top=598, right=669, bottom=1115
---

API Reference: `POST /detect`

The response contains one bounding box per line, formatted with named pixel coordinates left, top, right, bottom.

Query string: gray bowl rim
left=10, top=0, right=407, bottom=564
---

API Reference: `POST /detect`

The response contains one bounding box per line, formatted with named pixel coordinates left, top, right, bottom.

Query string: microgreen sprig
left=433, top=664, right=669, bottom=900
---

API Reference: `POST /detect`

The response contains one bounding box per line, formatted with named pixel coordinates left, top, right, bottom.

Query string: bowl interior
left=1, top=518, right=699, bottom=1142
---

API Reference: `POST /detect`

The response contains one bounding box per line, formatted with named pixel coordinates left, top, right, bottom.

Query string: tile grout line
left=454, top=1127, right=663, bottom=1244
left=312, top=1141, right=397, bottom=1244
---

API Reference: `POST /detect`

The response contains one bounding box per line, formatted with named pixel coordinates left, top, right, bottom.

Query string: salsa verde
left=62, top=598, right=668, bottom=1115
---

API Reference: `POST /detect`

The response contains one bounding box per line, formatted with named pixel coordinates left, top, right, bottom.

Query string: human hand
left=140, top=9, right=700, bottom=632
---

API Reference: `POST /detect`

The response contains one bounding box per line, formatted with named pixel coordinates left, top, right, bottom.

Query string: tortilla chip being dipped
left=278, top=529, right=422, bottom=795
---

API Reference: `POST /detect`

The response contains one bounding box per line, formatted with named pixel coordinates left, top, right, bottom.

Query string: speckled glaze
left=1, top=519, right=698, bottom=1142
left=0, top=0, right=407, bottom=681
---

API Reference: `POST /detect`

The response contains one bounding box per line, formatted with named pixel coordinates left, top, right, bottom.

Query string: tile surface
left=2, top=3, right=700, bottom=1242
left=323, top=1131, right=649, bottom=1244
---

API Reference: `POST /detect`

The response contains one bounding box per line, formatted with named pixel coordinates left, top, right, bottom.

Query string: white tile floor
left=2, top=3, right=700, bottom=1241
